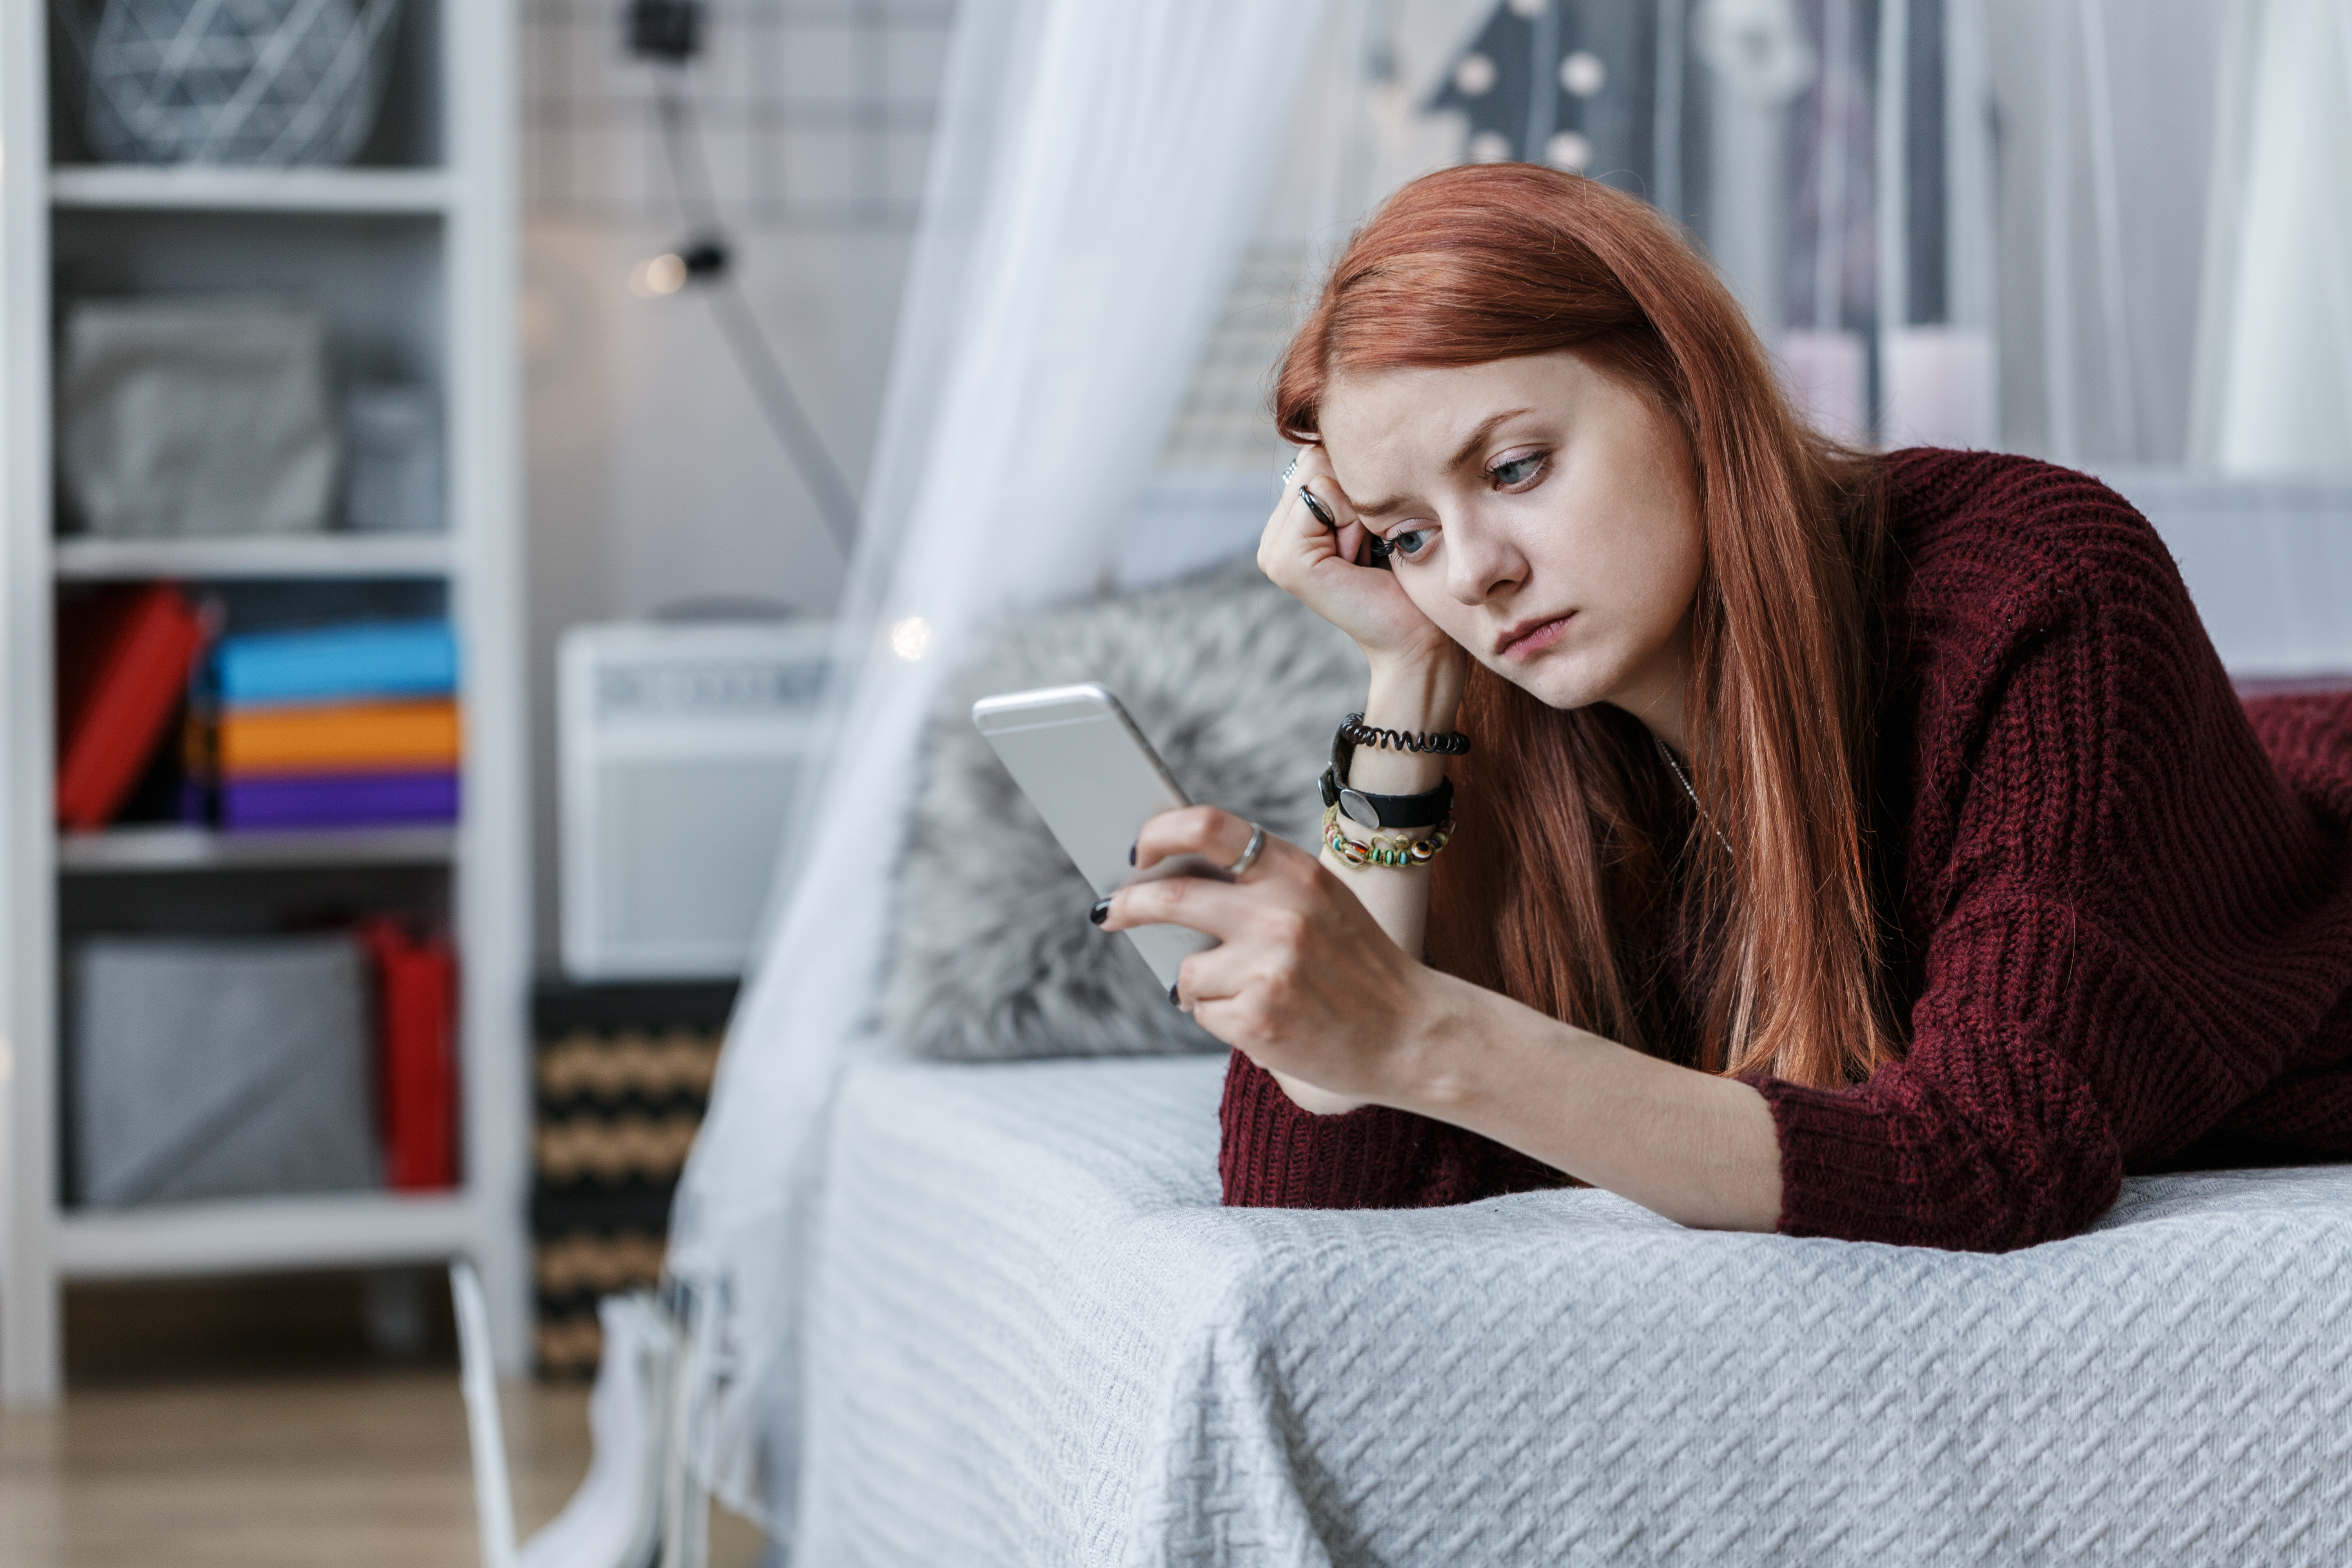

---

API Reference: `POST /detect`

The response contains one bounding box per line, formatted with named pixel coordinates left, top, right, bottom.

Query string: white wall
left=519, top=0, right=948, bottom=963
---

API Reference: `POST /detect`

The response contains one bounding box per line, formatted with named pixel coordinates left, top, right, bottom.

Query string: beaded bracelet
left=1322, top=804, right=1455, bottom=869
left=1339, top=712, right=1472, bottom=757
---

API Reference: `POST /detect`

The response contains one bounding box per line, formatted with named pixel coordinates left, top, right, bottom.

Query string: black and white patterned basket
left=62, top=0, right=403, bottom=167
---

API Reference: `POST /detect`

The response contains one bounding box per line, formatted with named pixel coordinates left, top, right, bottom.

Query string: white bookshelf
left=58, top=824, right=457, bottom=874
left=52, top=531, right=458, bottom=581
left=49, top=164, right=456, bottom=215
left=0, top=2, right=530, bottom=1403
left=56, top=1190, right=479, bottom=1279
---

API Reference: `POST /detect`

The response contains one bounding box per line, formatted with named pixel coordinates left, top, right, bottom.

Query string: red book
left=56, top=584, right=205, bottom=831
left=362, top=920, right=461, bottom=1191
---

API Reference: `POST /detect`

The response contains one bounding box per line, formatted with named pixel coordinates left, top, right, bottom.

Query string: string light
left=889, top=616, right=933, bottom=662
left=628, top=253, right=688, bottom=298
left=1546, top=130, right=1592, bottom=172
left=1561, top=51, right=1606, bottom=96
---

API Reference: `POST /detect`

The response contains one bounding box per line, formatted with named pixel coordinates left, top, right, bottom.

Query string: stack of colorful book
left=190, top=619, right=462, bottom=831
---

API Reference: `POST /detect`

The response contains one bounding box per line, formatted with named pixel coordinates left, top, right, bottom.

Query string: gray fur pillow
left=880, top=556, right=1366, bottom=1059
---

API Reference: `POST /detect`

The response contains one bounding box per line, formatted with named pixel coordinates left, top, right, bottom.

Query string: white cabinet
left=1, top=0, right=528, bottom=1403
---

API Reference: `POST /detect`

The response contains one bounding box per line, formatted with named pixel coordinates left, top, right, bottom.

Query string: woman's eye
left=1488, top=452, right=1547, bottom=488
left=1386, top=526, right=1432, bottom=560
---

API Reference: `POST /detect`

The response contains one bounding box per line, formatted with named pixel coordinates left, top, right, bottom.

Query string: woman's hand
left=1261, top=446, right=1459, bottom=677
left=1102, top=806, right=1442, bottom=1112
left=1107, top=817, right=1785, bottom=1233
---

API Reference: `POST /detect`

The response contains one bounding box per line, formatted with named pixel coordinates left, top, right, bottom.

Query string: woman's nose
left=1445, top=521, right=1527, bottom=606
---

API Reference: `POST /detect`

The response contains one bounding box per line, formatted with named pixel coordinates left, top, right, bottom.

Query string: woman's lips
left=1496, top=613, right=1572, bottom=659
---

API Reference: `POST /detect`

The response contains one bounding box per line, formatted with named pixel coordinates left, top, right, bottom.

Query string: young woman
left=1095, top=163, right=2352, bottom=1252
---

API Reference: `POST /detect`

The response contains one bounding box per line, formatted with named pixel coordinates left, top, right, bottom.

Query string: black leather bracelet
left=1327, top=713, right=1466, bottom=826
left=1319, top=764, right=1454, bottom=830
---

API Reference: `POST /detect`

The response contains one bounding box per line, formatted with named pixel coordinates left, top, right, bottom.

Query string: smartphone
left=971, top=683, right=1223, bottom=989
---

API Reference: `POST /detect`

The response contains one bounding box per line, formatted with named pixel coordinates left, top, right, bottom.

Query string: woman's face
left=1317, top=350, right=1705, bottom=742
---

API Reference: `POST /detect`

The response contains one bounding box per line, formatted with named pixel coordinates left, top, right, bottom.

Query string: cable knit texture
left=1218, top=450, right=2352, bottom=1250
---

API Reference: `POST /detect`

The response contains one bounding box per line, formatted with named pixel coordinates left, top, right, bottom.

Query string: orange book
left=217, top=699, right=461, bottom=776
left=56, top=585, right=205, bottom=831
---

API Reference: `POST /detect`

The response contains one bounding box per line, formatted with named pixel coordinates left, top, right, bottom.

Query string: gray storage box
left=58, top=296, right=337, bottom=538
left=71, top=934, right=380, bottom=1207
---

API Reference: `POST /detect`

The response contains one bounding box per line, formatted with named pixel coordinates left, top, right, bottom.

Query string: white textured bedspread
left=796, top=1055, right=2352, bottom=1566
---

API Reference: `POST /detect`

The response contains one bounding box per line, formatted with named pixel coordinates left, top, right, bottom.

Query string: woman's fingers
left=1264, top=449, right=1348, bottom=564
left=1101, top=807, right=1316, bottom=944
left=1099, top=866, right=1258, bottom=942
left=1259, top=450, right=1445, bottom=664
left=1295, top=480, right=1372, bottom=568
left=1102, top=811, right=1417, bottom=1103
left=1130, top=804, right=1265, bottom=874
left=1282, top=451, right=1370, bottom=566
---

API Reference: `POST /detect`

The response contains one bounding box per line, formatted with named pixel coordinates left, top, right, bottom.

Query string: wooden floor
left=0, top=1372, right=770, bottom=1567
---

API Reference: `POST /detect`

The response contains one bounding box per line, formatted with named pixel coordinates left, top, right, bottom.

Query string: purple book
left=219, top=772, right=460, bottom=831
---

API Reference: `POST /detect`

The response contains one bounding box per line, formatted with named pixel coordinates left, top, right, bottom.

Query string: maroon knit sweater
left=1220, top=450, right=2352, bottom=1251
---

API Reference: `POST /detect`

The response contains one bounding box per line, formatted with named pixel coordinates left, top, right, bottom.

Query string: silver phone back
left=971, top=683, right=1216, bottom=989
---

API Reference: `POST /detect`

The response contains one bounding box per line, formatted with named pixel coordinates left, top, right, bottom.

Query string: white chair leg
left=517, top=1292, right=679, bottom=1568
left=452, top=1260, right=519, bottom=1568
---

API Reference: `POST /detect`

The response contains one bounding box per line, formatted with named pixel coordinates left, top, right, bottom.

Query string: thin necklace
left=1655, top=735, right=1734, bottom=861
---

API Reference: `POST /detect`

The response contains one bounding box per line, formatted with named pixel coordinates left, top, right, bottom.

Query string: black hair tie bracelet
left=1338, top=713, right=1471, bottom=757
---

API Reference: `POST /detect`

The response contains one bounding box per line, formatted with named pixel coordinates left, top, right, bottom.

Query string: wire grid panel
left=1159, top=248, right=1316, bottom=476
left=63, top=0, right=403, bottom=167
left=521, top=0, right=951, bottom=231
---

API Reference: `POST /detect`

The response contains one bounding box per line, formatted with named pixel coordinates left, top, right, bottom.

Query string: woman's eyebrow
left=1349, top=408, right=1535, bottom=518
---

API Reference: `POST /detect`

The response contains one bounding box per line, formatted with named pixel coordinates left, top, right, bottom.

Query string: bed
left=791, top=1053, right=2352, bottom=1566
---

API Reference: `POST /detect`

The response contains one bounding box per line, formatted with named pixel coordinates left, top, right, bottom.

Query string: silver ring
left=1282, top=454, right=1301, bottom=483
left=1298, top=486, right=1336, bottom=530
left=1226, top=822, right=1267, bottom=880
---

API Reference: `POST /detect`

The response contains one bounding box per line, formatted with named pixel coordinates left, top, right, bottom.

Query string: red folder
left=362, top=920, right=460, bottom=1191
left=56, top=585, right=205, bottom=831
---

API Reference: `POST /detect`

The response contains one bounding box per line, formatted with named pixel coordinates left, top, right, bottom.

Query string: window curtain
left=661, top=0, right=1333, bottom=1532
left=2187, top=0, right=2352, bottom=475
left=1985, top=0, right=2235, bottom=467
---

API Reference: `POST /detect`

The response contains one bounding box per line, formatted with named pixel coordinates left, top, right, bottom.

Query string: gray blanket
left=798, top=1055, right=2352, bottom=1566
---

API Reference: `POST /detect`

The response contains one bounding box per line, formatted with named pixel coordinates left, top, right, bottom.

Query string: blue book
left=214, top=620, right=459, bottom=707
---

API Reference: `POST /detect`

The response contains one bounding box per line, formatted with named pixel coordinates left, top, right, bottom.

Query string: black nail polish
left=1127, top=842, right=1137, bottom=866
left=1089, top=898, right=1111, bottom=926
left=1167, top=983, right=1181, bottom=1007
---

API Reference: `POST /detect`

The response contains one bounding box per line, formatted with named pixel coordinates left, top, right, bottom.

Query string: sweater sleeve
left=1219, top=1050, right=1566, bottom=1209
left=1751, top=898, right=2135, bottom=1250
left=1757, top=494, right=2341, bottom=1251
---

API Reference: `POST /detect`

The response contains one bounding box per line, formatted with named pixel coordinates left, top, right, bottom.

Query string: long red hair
left=1274, top=164, right=1898, bottom=1088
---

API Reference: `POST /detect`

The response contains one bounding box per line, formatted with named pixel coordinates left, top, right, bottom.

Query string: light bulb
left=628, top=253, right=688, bottom=299
left=1546, top=130, right=1592, bottom=172
left=1561, top=51, right=1606, bottom=97
left=1468, top=130, right=1512, bottom=164
left=889, top=616, right=933, bottom=662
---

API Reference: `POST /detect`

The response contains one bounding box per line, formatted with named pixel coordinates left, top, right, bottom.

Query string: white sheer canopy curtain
left=662, top=0, right=1332, bottom=1534
left=1979, top=0, right=2352, bottom=472
left=2189, top=0, right=2352, bottom=474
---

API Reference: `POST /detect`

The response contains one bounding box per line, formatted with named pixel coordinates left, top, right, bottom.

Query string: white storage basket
left=62, top=0, right=402, bottom=167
